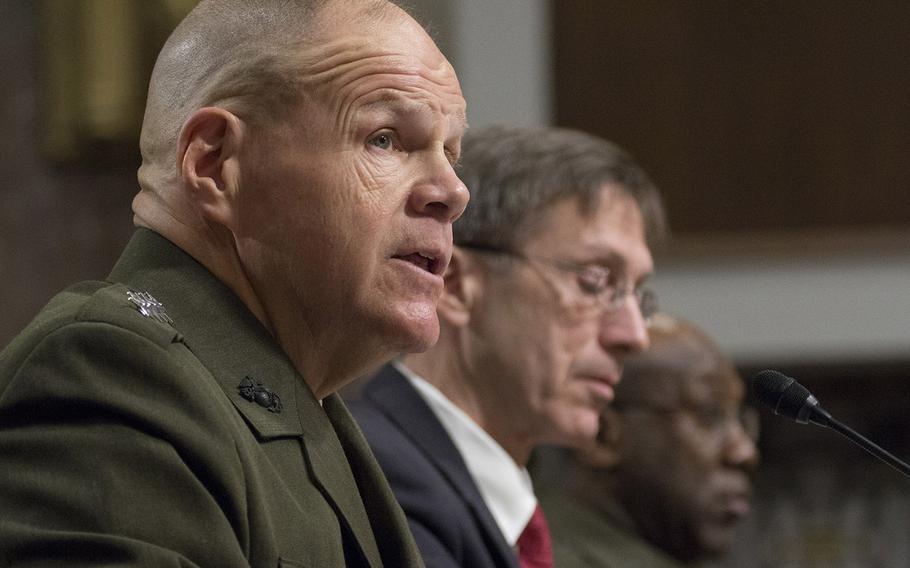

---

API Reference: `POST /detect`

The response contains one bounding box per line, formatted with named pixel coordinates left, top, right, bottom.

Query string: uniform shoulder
left=76, top=283, right=179, bottom=347
left=1, top=281, right=179, bottom=375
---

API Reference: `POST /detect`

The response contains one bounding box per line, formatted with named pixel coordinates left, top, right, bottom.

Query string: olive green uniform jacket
left=0, top=229, right=424, bottom=568
left=542, top=494, right=684, bottom=568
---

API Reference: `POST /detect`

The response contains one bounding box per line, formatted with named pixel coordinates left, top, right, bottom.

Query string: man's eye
left=368, top=133, right=394, bottom=150
left=695, top=407, right=728, bottom=429
left=577, top=269, right=609, bottom=295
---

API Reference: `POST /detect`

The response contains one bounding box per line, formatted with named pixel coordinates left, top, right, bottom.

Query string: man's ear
left=177, top=107, right=244, bottom=228
left=578, top=408, right=624, bottom=469
left=436, top=248, right=481, bottom=327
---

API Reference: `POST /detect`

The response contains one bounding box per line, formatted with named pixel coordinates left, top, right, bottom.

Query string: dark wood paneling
left=0, top=2, right=184, bottom=347
left=553, top=1, right=910, bottom=237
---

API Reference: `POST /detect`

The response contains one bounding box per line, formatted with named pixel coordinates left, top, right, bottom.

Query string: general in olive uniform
left=0, top=0, right=470, bottom=565
left=0, top=230, right=417, bottom=566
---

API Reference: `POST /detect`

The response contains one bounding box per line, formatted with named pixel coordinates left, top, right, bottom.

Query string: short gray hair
left=139, top=0, right=405, bottom=188
left=454, top=125, right=667, bottom=250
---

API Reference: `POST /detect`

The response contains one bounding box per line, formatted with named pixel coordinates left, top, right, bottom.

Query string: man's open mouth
left=394, top=252, right=441, bottom=275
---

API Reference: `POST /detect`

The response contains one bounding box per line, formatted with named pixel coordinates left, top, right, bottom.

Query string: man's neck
left=136, top=216, right=366, bottom=400
left=402, top=351, right=535, bottom=466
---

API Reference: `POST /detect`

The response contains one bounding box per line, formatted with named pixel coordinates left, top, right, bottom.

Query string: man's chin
left=388, top=311, right=440, bottom=354
left=697, top=525, right=737, bottom=559
left=548, top=408, right=602, bottom=448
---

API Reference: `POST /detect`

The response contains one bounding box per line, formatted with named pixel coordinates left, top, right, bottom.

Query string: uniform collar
left=108, top=228, right=307, bottom=439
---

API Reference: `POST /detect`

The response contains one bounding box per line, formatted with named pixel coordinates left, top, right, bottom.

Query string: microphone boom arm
left=826, top=416, right=910, bottom=478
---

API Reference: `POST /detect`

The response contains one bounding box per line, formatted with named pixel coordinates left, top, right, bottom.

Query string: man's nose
left=598, top=294, right=650, bottom=355
left=409, top=155, right=470, bottom=223
left=723, top=418, right=761, bottom=470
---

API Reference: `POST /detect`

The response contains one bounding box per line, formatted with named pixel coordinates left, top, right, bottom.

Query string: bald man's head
left=129, top=0, right=467, bottom=394
left=137, top=0, right=402, bottom=195
left=614, top=314, right=737, bottom=408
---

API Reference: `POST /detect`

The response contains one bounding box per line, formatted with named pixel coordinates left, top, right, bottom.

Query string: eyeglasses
left=460, top=242, right=658, bottom=320
left=612, top=400, right=761, bottom=442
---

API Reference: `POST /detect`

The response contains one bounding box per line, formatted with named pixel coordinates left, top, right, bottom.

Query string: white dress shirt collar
left=394, top=360, right=537, bottom=546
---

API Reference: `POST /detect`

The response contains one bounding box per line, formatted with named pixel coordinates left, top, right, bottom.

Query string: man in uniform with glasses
left=540, top=314, right=760, bottom=567
left=348, top=125, right=667, bottom=568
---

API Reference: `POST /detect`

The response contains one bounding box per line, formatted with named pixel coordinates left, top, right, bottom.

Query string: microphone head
left=751, top=370, right=825, bottom=424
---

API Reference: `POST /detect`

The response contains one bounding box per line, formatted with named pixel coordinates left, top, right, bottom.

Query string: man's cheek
left=561, top=322, right=597, bottom=357
left=353, top=160, right=403, bottom=214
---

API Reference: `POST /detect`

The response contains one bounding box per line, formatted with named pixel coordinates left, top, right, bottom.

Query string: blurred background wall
left=0, top=0, right=194, bottom=351
left=2, top=1, right=909, bottom=566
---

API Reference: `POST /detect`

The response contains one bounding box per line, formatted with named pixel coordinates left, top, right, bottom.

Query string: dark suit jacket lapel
left=108, top=229, right=381, bottom=567
left=364, top=364, right=519, bottom=568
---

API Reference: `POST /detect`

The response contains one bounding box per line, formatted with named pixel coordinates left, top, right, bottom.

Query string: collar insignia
left=238, top=376, right=283, bottom=414
left=127, top=290, right=173, bottom=324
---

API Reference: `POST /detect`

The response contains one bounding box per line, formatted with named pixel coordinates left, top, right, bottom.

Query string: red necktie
left=517, top=505, right=553, bottom=568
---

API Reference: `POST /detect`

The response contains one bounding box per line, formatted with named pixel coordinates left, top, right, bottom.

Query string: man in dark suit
left=349, top=126, right=666, bottom=568
left=0, top=0, right=468, bottom=566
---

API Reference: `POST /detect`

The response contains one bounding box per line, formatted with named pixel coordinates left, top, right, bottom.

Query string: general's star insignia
left=127, top=290, right=173, bottom=324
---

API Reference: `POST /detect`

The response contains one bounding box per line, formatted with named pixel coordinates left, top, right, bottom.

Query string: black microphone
left=752, top=370, right=910, bottom=478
